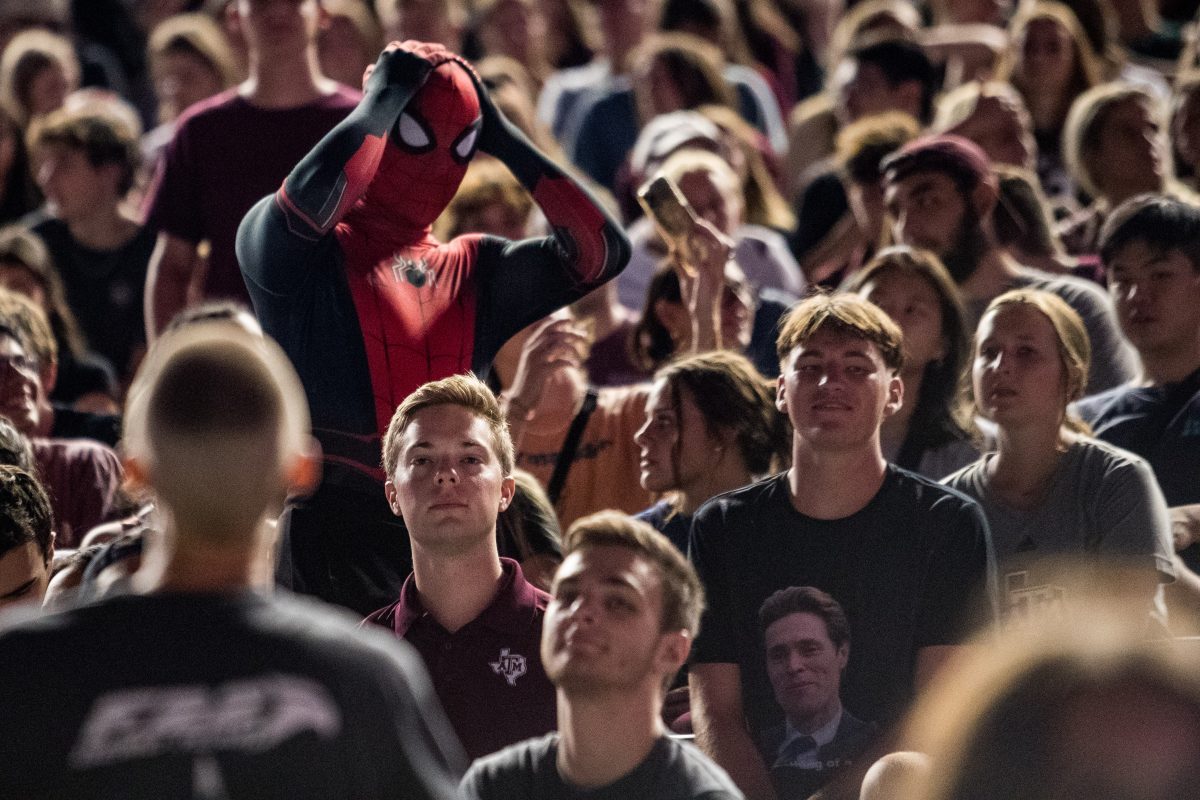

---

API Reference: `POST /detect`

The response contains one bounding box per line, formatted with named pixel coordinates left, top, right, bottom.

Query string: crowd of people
left=0, top=0, right=1198, bottom=798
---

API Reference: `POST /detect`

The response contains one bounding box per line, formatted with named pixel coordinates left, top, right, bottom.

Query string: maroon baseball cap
left=882, top=134, right=996, bottom=192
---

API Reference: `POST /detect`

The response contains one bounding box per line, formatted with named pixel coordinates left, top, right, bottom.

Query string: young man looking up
left=882, top=134, right=1136, bottom=396
left=463, top=511, right=743, bottom=800
left=368, top=373, right=556, bottom=760
left=0, top=323, right=463, bottom=797
left=688, top=292, right=995, bottom=800
left=1077, top=195, right=1200, bottom=608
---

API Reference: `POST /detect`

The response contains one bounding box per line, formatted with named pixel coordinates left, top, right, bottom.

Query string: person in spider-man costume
left=236, top=41, right=630, bottom=615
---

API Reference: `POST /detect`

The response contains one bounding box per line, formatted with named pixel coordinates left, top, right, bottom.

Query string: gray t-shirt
left=462, top=733, right=744, bottom=800
left=943, top=438, right=1174, bottom=627
left=966, top=268, right=1138, bottom=397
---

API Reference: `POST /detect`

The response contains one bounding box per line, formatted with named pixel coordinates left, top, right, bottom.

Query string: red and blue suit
left=236, top=42, right=630, bottom=614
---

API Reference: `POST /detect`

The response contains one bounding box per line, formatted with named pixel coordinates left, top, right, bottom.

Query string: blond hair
left=776, top=291, right=905, bottom=371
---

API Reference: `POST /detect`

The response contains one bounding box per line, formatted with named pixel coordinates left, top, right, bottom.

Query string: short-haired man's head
left=0, top=465, right=52, bottom=561
left=383, top=373, right=514, bottom=478
left=776, top=291, right=905, bottom=372
left=123, top=325, right=310, bottom=535
left=758, top=585, right=851, bottom=650
left=981, top=289, right=1091, bottom=404
left=562, top=511, right=704, bottom=638
left=848, top=36, right=938, bottom=123
left=1099, top=194, right=1200, bottom=273
left=27, top=107, right=141, bottom=196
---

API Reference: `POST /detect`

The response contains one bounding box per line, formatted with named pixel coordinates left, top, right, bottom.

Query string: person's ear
left=498, top=475, right=516, bottom=513
left=970, top=179, right=997, bottom=221
left=883, top=371, right=904, bottom=418
left=656, top=629, right=691, bottom=675
left=776, top=373, right=788, bottom=414
left=285, top=436, right=322, bottom=497
left=836, top=642, right=849, bottom=671
left=46, top=530, right=56, bottom=565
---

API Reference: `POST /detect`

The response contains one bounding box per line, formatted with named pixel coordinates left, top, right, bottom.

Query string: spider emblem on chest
left=391, top=254, right=434, bottom=289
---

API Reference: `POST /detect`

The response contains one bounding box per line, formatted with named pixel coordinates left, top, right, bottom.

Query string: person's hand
left=670, top=218, right=733, bottom=352
left=504, top=316, right=590, bottom=419
left=462, top=67, right=514, bottom=155
left=1171, top=505, right=1200, bottom=552
left=361, top=40, right=456, bottom=92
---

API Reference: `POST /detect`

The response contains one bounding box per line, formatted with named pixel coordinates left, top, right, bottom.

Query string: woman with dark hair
left=633, top=349, right=788, bottom=551
left=943, top=289, right=1173, bottom=628
left=495, top=469, right=563, bottom=592
left=845, top=246, right=978, bottom=478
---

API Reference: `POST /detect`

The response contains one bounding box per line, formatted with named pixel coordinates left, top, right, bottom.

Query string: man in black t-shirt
left=1076, top=196, right=1200, bottom=601
left=463, top=512, right=743, bottom=800
left=0, top=324, right=463, bottom=798
left=689, top=292, right=995, bottom=800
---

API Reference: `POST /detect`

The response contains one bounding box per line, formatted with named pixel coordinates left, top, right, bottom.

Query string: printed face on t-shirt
left=776, top=327, right=902, bottom=453
left=764, top=611, right=848, bottom=728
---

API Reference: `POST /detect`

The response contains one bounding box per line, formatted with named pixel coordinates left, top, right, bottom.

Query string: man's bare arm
left=690, top=662, right=776, bottom=800
left=145, top=231, right=201, bottom=340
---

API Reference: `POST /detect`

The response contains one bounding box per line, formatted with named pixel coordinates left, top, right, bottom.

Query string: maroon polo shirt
left=364, top=558, right=557, bottom=760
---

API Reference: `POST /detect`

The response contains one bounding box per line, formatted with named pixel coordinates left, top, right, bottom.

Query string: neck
left=678, top=451, right=753, bottom=516
left=242, top=48, right=333, bottom=108
left=411, top=538, right=504, bottom=632
left=988, top=422, right=1074, bottom=507
left=789, top=440, right=887, bottom=519
left=881, top=367, right=923, bottom=459
left=1138, top=340, right=1200, bottom=385
left=67, top=204, right=135, bottom=250
left=134, top=514, right=273, bottom=594
left=958, top=247, right=1021, bottom=303
left=556, top=684, right=662, bottom=789
left=789, top=699, right=842, bottom=736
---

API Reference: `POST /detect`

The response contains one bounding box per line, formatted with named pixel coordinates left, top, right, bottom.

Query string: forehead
left=765, top=611, right=834, bottom=646
left=886, top=169, right=960, bottom=199
left=864, top=267, right=938, bottom=300
left=402, top=403, right=492, bottom=446
left=1107, top=240, right=1194, bottom=273
left=790, top=324, right=887, bottom=361
left=979, top=302, right=1056, bottom=340
left=556, top=544, right=662, bottom=597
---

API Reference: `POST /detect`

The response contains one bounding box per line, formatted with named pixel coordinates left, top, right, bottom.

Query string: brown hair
left=0, top=29, right=79, bottom=126
left=0, top=224, right=86, bottom=360
left=27, top=106, right=141, bottom=195
left=562, top=510, right=705, bottom=637
left=0, top=285, right=56, bottom=368
left=1063, top=82, right=1161, bottom=200
left=995, top=2, right=1103, bottom=104
left=631, top=33, right=734, bottom=126
left=776, top=291, right=905, bottom=371
left=382, top=373, right=515, bottom=477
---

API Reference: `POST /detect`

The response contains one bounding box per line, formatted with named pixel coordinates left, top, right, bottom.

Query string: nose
left=433, top=456, right=458, bottom=484
left=633, top=419, right=651, bottom=447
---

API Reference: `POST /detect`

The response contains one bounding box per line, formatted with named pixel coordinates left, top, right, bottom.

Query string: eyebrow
left=0, top=578, right=35, bottom=600
left=407, top=440, right=488, bottom=451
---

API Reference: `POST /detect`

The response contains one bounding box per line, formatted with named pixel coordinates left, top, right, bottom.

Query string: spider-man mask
left=364, top=59, right=482, bottom=232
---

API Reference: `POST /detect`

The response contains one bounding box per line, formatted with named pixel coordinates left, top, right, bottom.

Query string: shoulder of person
left=888, top=463, right=985, bottom=517
left=171, top=87, right=244, bottom=131
left=664, top=737, right=746, bottom=800
left=694, top=473, right=787, bottom=524
left=461, top=733, right=556, bottom=798
left=1068, top=437, right=1155, bottom=482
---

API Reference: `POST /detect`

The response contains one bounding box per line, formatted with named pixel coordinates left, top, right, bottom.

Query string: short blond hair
left=562, top=511, right=704, bottom=637
left=382, top=373, right=514, bottom=477
left=776, top=291, right=905, bottom=371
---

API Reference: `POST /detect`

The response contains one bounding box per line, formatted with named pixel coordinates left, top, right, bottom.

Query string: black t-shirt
left=1076, top=366, right=1200, bottom=570
left=690, top=468, right=994, bottom=738
left=462, top=733, right=743, bottom=800
left=0, top=591, right=464, bottom=799
left=27, top=215, right=154, bottom=377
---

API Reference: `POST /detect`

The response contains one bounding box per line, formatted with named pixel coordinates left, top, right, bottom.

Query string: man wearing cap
left=882, top=133, right=1136, bottom=395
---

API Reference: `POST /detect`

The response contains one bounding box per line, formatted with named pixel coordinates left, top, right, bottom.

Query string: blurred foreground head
left=899, top=583, right=1200, bottom=800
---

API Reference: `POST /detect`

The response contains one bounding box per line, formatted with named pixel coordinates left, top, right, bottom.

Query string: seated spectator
left=462, top=511, right=743, bottom=800
left=366, top=374, right=557, bottom=760
left=882, top=134, right=1138, bottom=395
left=0, top=224, right=118, bottom=412
left=634, top=350, right=787, bottom=552
left=0, top=321, right=463, bottom=798
left=24, top=105, right=153, bottom=381
left=944, top=289, right=1174, bottom=629
left=845, top=246, right=980, bottom=478
left=621, top=148, right=804, bottom=310
left=1059, top=82, right=1171, bottom=255
left=758, top=587, right=878, bottom=800
left=494, top=311, right=653, bottom=528
left=374, top=0, right=467, bottom=52
left=0, top=28, right=78, bottom=129
left=993, top=2, right=1102, bottom=200
left=688, top=292, right=994, bottom=800
left=0, top=464, right=53, bottom=611
left=143, top=12, right=240, bottom=165
left=1076, top=196, right=1200, bottom=618
left=0, top=291, right=125, bottom=546
left=933, top=81, right=1041, bottom=192
left=471, top=0, right=553, bottom=86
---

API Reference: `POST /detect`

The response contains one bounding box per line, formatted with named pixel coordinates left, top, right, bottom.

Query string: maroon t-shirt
left=365, top=558, right=557, bottom=760
left=142, top=85, right=361, bottom=303
left=32, top=438, right=124, bottom=549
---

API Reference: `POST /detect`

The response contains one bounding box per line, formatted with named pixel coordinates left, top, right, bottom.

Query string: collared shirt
left=365, top=558, right=557, bottom=760
left=773, top=709, right=843, bottom=769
